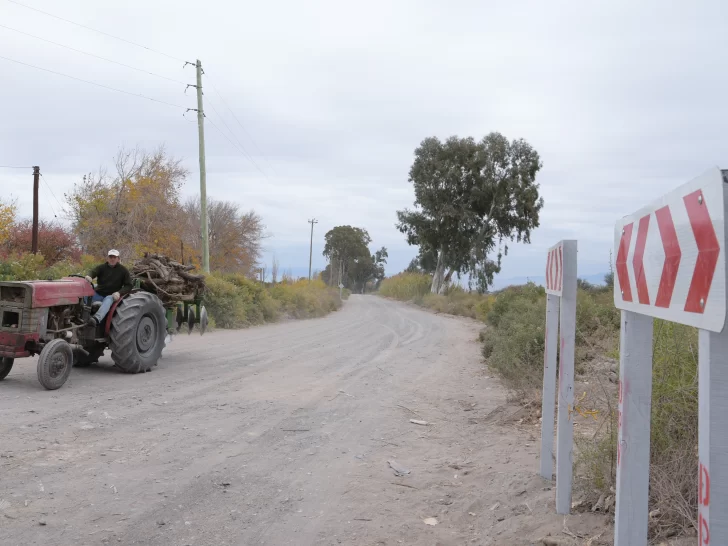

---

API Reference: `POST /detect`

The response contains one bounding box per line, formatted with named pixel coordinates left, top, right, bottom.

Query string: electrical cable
left=204, top=99, right=270, bottom=181
left=39, top=179, right=58, bottom=220
left=39, top=173, right=64, bottom=216
left=205, top=74, right=279, bottom=176
left=0, top=23, right=188, bottom=85
left=0, top=55, right=189, bottom=109
left=204, top=116, right=250, bottom=161
left=205, top=116, right=273, bottom=182
left=4, top=0, right=188, bottom=63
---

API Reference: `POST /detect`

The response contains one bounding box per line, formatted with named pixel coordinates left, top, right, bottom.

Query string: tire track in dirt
left=0, top=295, right=612, bottom=546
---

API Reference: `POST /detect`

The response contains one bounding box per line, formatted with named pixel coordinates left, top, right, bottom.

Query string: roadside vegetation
left=0, top=252, right=346, bottom=329
left=378, top=271, right=699, bottom=540
left=0, top=145, right=348, bottom=330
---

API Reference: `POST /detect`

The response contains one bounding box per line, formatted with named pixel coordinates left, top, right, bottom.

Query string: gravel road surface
left=0, top=295, right=610, bottom=545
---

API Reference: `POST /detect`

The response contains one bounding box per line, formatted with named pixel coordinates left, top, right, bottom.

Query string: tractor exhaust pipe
left=69, top=344, right=89, bottom=357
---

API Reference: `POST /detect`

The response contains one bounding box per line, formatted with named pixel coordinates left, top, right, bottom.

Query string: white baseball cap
left=108, top=249, right=120, bottom=257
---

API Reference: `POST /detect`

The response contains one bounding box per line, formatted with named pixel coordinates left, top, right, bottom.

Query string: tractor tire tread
left=0, top=357, right=14, bottom=381
left=37, top=339, right=73, bottom=390
left=109, top=292, right=166, bottom=374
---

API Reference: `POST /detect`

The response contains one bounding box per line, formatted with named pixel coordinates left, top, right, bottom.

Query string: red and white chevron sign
left=614, top=167, right=727, bottom=332
left=545, top=242, right=563, bottom=295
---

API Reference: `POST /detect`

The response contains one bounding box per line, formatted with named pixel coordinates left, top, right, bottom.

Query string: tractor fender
left=103, top=293, right=132, bottom=336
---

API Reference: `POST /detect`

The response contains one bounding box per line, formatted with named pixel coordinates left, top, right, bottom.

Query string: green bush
left=204, top=276, right=343, bottom=327
left=481, top=291, right=546, bottom=390
left=218, top=273, right=280, bottom=324
left=379, top=273, right=496, bottom=320
left=378, top=273, right=432, bottom=301
left=203, top=275, right=250, bottom=328
left=486, top=282, right=545, bottom=327
left=267, top=279, right=342, bottom=319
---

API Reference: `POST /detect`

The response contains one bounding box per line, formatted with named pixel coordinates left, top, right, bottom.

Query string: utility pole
left=339, top=259, right=343, bottom=301
left=191, top=59, right=210, bottom=273
left=307, top=218, right=318, bottom=282
left=32, top=166, right=39, bottom=254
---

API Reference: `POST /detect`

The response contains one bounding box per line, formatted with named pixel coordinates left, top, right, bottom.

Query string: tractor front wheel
left=37, top=339, right=73, bottom=390
left=109, top=292, right=166, bottom=374
left=0, top=357, right=14, bottom=381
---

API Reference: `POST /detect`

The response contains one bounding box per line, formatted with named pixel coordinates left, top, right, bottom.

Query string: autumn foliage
left=0, top=197, right=17, bottom=248
left=64, top=146, right=264, bottom=275
left=3, top=220, right=81, bottom=263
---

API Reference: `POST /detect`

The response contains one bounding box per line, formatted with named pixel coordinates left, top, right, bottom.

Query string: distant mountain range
left=489, top=272, right=609, bottom=291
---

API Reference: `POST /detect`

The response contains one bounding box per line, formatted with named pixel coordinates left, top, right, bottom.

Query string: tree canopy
left=322, top=225, right=386, bottom=292
left=64, top=146, right=264, bottom=277
left=3, top=220, right=80, bottom=263
left=396, top=132, right=543, bottom=293
left=0, top=197, right=17, bottom=248
left=65, top=146, right=187, bottom=260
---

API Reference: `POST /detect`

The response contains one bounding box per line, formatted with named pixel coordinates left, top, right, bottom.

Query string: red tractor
left=0, top=276, right=206, bottom=390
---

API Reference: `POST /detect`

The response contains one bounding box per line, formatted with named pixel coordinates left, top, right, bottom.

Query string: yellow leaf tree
left=65, top=146, right=188, bottom=262
left=0, top=197, right=17, bottom=248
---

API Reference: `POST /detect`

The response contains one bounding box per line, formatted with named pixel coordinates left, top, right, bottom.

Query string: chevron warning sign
left=614, top=167, right=727, bottom=332
left=545, top=242, right=564, bottom=296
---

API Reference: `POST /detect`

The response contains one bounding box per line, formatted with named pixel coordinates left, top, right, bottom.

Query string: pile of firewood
left=131, top=253, right=205, bottom=303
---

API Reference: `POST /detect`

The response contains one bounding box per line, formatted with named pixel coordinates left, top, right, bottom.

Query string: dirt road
left=0, top=296, right=609, bottom=545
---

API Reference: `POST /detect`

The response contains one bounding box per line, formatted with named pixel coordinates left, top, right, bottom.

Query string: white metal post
left=540, top=294, right=560, bottom=480
left=555, top=240, right=577, bottom=514
left=610, top=167, right=728, bottom=541
left=613, top=310, right=654, bottom=546
left=698, top=327, right=728, bottom=546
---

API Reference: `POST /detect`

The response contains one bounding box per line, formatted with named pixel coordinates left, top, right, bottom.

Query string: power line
left=205, top=116, right=272, bottom=182
left=39, top=173, right=64, bottom=216
left=204, top=98, right=271, bottom=181
left=205, top=74, right=279, bottom=176
left=0, top=55, right=189, bottom=109
left=38, top=178, right=58, bottom=219
left=205, top=116, right=256, bottom=165
left=0, top=165, right=32, bottom=169
left=4, top=0, right=188, bottom=64
left=0, top=23, right=188, bottom=85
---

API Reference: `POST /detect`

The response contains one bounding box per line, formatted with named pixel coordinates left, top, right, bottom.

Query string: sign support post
left=539, top=240, right=577, bottom=515
left=539, top=293, right=560, bottom=480
left=698, top=327, right=728, bottom=546
left=555, top=240, right=577, bottom=514
left=612, top=167, right=728, bottom=545
left=614, top=310, right=653, bottom=544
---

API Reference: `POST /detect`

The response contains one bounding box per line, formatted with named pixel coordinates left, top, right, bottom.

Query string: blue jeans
left=91, top=292, right=115, bottom=323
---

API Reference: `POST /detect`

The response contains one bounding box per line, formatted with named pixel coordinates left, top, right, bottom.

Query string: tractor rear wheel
left=0, top=357, right=13, bottom=380
left=109, top=292, right=166, bottom=374
left=37, top=339, right=73, bottom=390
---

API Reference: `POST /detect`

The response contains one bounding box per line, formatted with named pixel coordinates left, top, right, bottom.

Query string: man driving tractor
left=85, top=249, right=133, bottom=327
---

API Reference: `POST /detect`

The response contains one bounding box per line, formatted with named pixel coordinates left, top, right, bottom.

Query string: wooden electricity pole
left=32, top=166, right=39, bottom=254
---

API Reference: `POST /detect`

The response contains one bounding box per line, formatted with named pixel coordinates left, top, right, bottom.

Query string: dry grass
left=572, top=317, right=698, bottom=541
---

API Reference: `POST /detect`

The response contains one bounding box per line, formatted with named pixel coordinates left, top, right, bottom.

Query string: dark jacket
left=89, top=262, right=133, bottom=296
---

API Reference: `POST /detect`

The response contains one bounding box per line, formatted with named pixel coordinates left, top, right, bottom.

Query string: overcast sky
left=1, top=0, right=726, bottom=285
